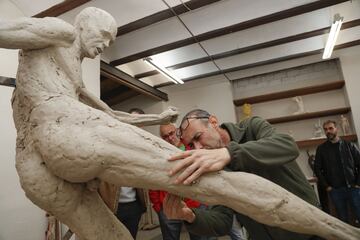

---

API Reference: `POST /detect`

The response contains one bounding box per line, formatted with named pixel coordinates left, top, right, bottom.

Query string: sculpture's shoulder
left=0, top=17, right=75, bottom=50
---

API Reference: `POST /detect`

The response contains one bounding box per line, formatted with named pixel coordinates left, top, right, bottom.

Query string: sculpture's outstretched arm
left=79, top=87, right=178, bottom=126
left=0, top=17, right=75, bottom=49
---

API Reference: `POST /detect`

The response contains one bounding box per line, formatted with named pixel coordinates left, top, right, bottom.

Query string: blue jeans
left=158, top=208, right=216, bottom=240
left=329, top=187, right=360, bottom=223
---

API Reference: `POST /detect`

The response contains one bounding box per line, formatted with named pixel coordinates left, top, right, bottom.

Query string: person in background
left=314, top=120, right=360, bottom=225
left=116, top=108, right=148, bottom=238
left=99, top=108, right=147, bottom=239
left=149, top=123, right=216, bottom=240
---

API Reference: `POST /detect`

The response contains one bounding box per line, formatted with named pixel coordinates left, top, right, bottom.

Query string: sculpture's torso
left=12, top=46, right=82, bottom=149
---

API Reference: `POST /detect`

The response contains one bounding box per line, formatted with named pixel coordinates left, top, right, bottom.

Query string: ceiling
left=10, top=0, right=360, bottom=105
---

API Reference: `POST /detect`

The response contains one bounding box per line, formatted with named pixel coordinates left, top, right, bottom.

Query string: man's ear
left=208, top=115, right=219, bottom=128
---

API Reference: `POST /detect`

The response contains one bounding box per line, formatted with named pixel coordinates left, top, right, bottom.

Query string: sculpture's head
left=75, top=7, right=117, bottom=59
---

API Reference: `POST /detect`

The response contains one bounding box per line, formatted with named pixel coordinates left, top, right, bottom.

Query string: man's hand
left=163, top=194, right=195, bottom=223
left=168, top=148, right=231, bottom=185
left=159, top=106, right=179, bottom=124
left=326, top=186, right=333, bottom=192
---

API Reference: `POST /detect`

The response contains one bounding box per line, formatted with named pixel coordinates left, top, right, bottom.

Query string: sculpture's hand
left=159, top=106, right=179, bottom=124
left=163, top=194, right=195, bottom=223
left=168, top=148, right=231, bottom=185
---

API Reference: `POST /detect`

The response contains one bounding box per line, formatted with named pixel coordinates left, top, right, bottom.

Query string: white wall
left=162, top=75, right=237, bottom=124
left=0, top=1, right=100, bottom=239
left=0, top=2, right=46, bottom=240
left=336, top=45, right=360, bottom=136
left=113, top=75, right=236, bottom=136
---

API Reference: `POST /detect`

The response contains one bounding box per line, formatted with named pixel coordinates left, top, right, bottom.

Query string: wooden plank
left=136, top=18, right=360, bottom=80
left=101, top=61, right=168, bottom=101
left=296, top=134, right=357, bottom=148
left=267, top=107, right=351, bottom=124
left=117, top=0, right=222, bottom=36
left=101, top=85, right=131, bottom=101
left=110, top=0, right=348, bottom=66
left=33, top=0, right=91, bottom=18
left=233, top=81, right=345, bottom=106
left=135, top=70, right=159, bottom=79
left=105, top=90, right=140, bottom=106
left=0, top=76, right=16, bottom=87
left=167, top=18, right=360, bottom=71
left=182, top=39, right=360, bottom=82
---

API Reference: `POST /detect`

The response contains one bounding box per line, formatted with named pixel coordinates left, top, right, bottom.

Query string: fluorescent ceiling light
left=143, top=57, right=184, bottom=84
left=322, top=14, right=343, bottom=59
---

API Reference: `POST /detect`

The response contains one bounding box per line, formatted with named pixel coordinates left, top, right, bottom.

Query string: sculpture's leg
left=15, top=147, right=133, bottom=240
left=34, top=120, right=360, bottom=240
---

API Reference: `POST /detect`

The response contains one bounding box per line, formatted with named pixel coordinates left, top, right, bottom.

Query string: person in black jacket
left=314, top=119, right=360, bottom=224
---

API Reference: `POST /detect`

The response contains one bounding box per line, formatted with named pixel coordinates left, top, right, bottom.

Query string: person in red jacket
left=149, top=124, right=214, bottom=240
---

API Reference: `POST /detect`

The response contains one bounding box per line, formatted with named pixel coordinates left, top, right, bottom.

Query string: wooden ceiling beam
left=105, top=90, right=141, bottom=107
left=101, top=61, right=168, bottom=101
left=111, top=0, right=349, bottom=66
left=154, top=39, right=360, bottom=88
left=101, top=85, right=130, bottom=101
left=137, top=18, right=360, bottom=79
left=135, top=70, right=159, bottom=79
left=117, top=0, right=222, bottom=36
left=182, top=39, right=360, bottom=82
left=32, top=0, right=91, bottom=18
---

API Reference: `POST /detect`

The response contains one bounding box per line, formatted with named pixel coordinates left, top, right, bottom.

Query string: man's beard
left=326, top=133, right=336, bottom=141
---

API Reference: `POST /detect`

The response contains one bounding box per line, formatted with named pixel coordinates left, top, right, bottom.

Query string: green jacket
left=186, top=116, right=318, bottom=240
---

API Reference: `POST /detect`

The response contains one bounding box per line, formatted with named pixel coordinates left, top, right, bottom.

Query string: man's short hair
left=179, top=109, right=211, bottom=129
left=183, top=109, right=210, bottom=119
left=128, top=108, right=145, bottom=114
left=323, top=120, right=337, bottom=128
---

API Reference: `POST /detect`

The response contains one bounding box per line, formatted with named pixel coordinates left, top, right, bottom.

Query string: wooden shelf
left=267, top=107, right=351, bottom=124
left=296, top=134, right=358, bottom=148
left=233, top=81, right=344, bottom=106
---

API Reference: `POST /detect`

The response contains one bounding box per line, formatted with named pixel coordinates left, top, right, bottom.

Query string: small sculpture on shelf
left=292, top=96, right=306, bottom=115
left=340, top=115, right=351, bottom=135
left=313, top=119, right=325, bottom=138
left=287, top=130, right=295, bottom=139
left=241, top=103, right=252, bottom=120
left=306, top=150, right=315, bottom=173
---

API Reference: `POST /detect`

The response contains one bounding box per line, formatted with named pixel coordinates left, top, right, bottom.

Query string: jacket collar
left=220, top=122, right=246, bottom=143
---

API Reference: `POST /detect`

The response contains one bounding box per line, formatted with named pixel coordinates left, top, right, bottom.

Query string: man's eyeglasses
left=176, top=114, right=210, bottom=139
left=161, top=130, right=176, bottom=140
